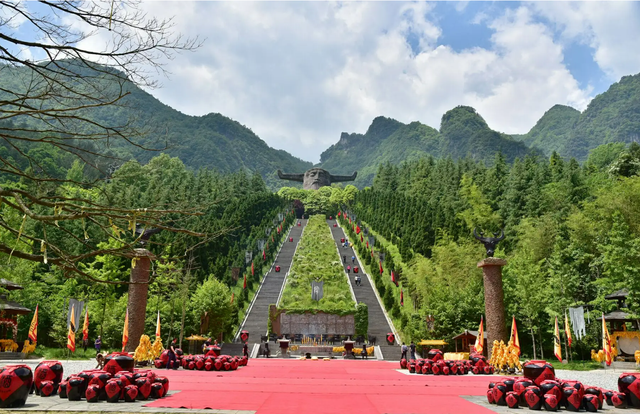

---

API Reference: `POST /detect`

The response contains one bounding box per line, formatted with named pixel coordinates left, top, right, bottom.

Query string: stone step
left=328, top=219, right=397, bottom=359
left=236, top=219, right=308, bottom=341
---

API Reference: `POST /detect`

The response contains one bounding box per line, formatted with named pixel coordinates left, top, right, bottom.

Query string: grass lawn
left=549, top=360, right=606, bottom=371
left=280, top=215, right=355, bottom=314
left=31, top=346, right=112, bottom=360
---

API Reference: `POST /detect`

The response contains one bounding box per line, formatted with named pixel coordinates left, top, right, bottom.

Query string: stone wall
left=275, top=310, right=355, bottom=336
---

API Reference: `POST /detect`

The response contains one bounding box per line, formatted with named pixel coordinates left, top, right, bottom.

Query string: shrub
left=355, top=303, right=369, bottom=337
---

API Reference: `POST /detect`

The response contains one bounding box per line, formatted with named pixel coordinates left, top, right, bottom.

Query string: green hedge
left=279, top=215, right=356, bottom=315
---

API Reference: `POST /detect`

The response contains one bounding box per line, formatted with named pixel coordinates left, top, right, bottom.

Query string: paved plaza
left=0, top=358, right=637, bottom=414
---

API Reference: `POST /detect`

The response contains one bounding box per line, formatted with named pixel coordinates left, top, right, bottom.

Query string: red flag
left=28, top=305, right=38, bottom=343
left=263, top=250, right=266, bottom=261
left=231, top=293, right=235, bottom=304
left=271, top=234, right=274, bottom=243
left=360, top=234, right=363, bottom=242
left=243, top=274, right=247, bottom=289
left=370, top=249, right=374, bottom=258
left=379, top=261, right=383, bottom=274
left=352, top=224, right=355, bottom=232
left=400, top=289, right=404, bottom=306
left=356, top=225, right=361, bottom=234
left=565, top=313, right=573, bottom=347
left=277, top=226, right=281, bottom=234
left=338, top=212, right=341, bottom=218
left=366, top=241, right=369, bottom=248
left=251, top=262, right=255, bottom=276
left=391, top=271, right=397, bottom=287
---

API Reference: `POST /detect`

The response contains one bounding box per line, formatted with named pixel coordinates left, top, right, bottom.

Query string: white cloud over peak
left=114, top=2, right=626, bottom=163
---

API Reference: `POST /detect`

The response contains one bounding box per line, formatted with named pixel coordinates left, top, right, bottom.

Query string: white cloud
left=91, top=2, right=610, bottom=162
left=531, top=2, right=640, bottom=80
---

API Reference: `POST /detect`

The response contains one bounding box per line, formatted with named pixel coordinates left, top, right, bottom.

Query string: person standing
left=167, top=338, right=177, bottom=369
left=243, top=342, right=249, bottom=358
left=410, top=341, right=416, bottom=360
left=401, top=342, right=408, bottom=360
left=361, top=343, right=368, bottom=359
left=351, top=256, right=355, bottom=264
left=343, top=255, right=346, bottom=263
left=347, top=265, right=351, bottom=273
left=94, top=336, right=102, bottom=356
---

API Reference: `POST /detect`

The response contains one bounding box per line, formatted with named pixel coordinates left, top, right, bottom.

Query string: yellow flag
left=554, top=316, right=562, bottom=362
left=603, top=313, right=612, bottom=366
left=28, top=305, right=38, bottom=343
left=82, top=308, right=89, bottom=341
left=474, top=316, right=484, bottom=354
left=122, top=308, right=129, bottom=352
left=155, top=311, right=161, bottom=338
left=510, top=316, right=520, bottom=356
left=67, top=304, right=76, bottom=352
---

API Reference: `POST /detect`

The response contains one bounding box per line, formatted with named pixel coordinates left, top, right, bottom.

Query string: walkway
left=238, top=219, right=307, bottom=341
left=328, top=219, right=398, bottom=360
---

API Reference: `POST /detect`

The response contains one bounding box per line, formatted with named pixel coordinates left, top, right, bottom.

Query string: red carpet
left=145, top=360, right=500, bottom=414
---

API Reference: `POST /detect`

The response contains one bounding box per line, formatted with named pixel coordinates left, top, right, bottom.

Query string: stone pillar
left=125, top=248, right=155, bottom=352
left=477, top=257, right=507, bottom=358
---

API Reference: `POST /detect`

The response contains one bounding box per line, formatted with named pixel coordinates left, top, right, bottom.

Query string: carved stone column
left=125, top=248, right=155, bottom=352
left=478, top=257, right=507, bottom=357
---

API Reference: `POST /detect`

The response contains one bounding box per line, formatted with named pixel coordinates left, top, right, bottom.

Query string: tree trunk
left=167, top=296, right=175, bottom=347
left=538, top=328, right=544, bottom=359
left=530, top=326, right=537, bottom=360
left=100, top=292, right=107, bottom=338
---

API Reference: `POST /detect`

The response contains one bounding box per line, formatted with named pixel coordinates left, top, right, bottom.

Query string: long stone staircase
left=328, top=219, right=400, bottom=360
left=235, top=219, right=307, bottom=344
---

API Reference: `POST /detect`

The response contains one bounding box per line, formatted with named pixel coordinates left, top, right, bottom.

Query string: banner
left=311, top=281, right=324, bottom=301
left=82, top=309, right=89, bottom=341
left=474, top=316, right=484, bottom=354
left=603, top=313, right=612, bottom=366
left=122, top=308, right=129, bottom=352
left=368, top=236, right=375, bottom=247
left=510, top=316, right=520, bottom=356
left=28, top=305, right=38, bottom=343
left=67, top=304, right=76, bottom=352
left=245, top=251, right=253, bottom=265
left=67, top=299, right=84, bottom=332
left=554, top=316, right=562, bottom=362
left=155, top=310, right=161, bottom=338
left=564, top=312, right=573, bottom=347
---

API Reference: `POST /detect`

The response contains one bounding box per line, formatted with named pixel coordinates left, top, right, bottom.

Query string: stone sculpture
left=277, top=168, right=357, bottom=190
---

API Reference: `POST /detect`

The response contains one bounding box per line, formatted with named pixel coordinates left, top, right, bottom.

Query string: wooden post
left=477, top=257, right=507, bottom=358
left=125, top=248, right=155, bottom=352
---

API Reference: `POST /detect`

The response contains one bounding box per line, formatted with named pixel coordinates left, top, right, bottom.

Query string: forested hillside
left=0, top=61, right=312, bottom=189
left=517, top=73, right=640, bottom=160
left=318, top=107, right=538, bottom=187
left=2, top=153, right=293, bottom=349
left=346, top=142, right=640, bottom=358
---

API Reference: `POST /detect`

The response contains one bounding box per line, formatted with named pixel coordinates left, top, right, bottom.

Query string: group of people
left=400, top=341, right=416, bottom=360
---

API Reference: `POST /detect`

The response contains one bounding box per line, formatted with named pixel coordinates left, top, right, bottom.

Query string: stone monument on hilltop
left=277, top=168, right=357, bottom=190
left=474, top=228, right=507, bottom=357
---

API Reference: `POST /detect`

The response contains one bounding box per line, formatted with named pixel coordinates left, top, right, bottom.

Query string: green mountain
left=0, top=61, right=312, bottom=189
left=318, top=106, right=536, bottom=187
left=517, top=73, right=640, bottom=160
left=513, top=104, right=580, bottom=155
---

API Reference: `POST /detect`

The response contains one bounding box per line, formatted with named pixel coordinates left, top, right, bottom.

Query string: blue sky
left=3, top=1, right=640, bottom=162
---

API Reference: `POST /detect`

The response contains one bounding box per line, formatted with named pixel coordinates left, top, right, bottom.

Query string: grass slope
left=280, top=215, right=356, bottom=314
